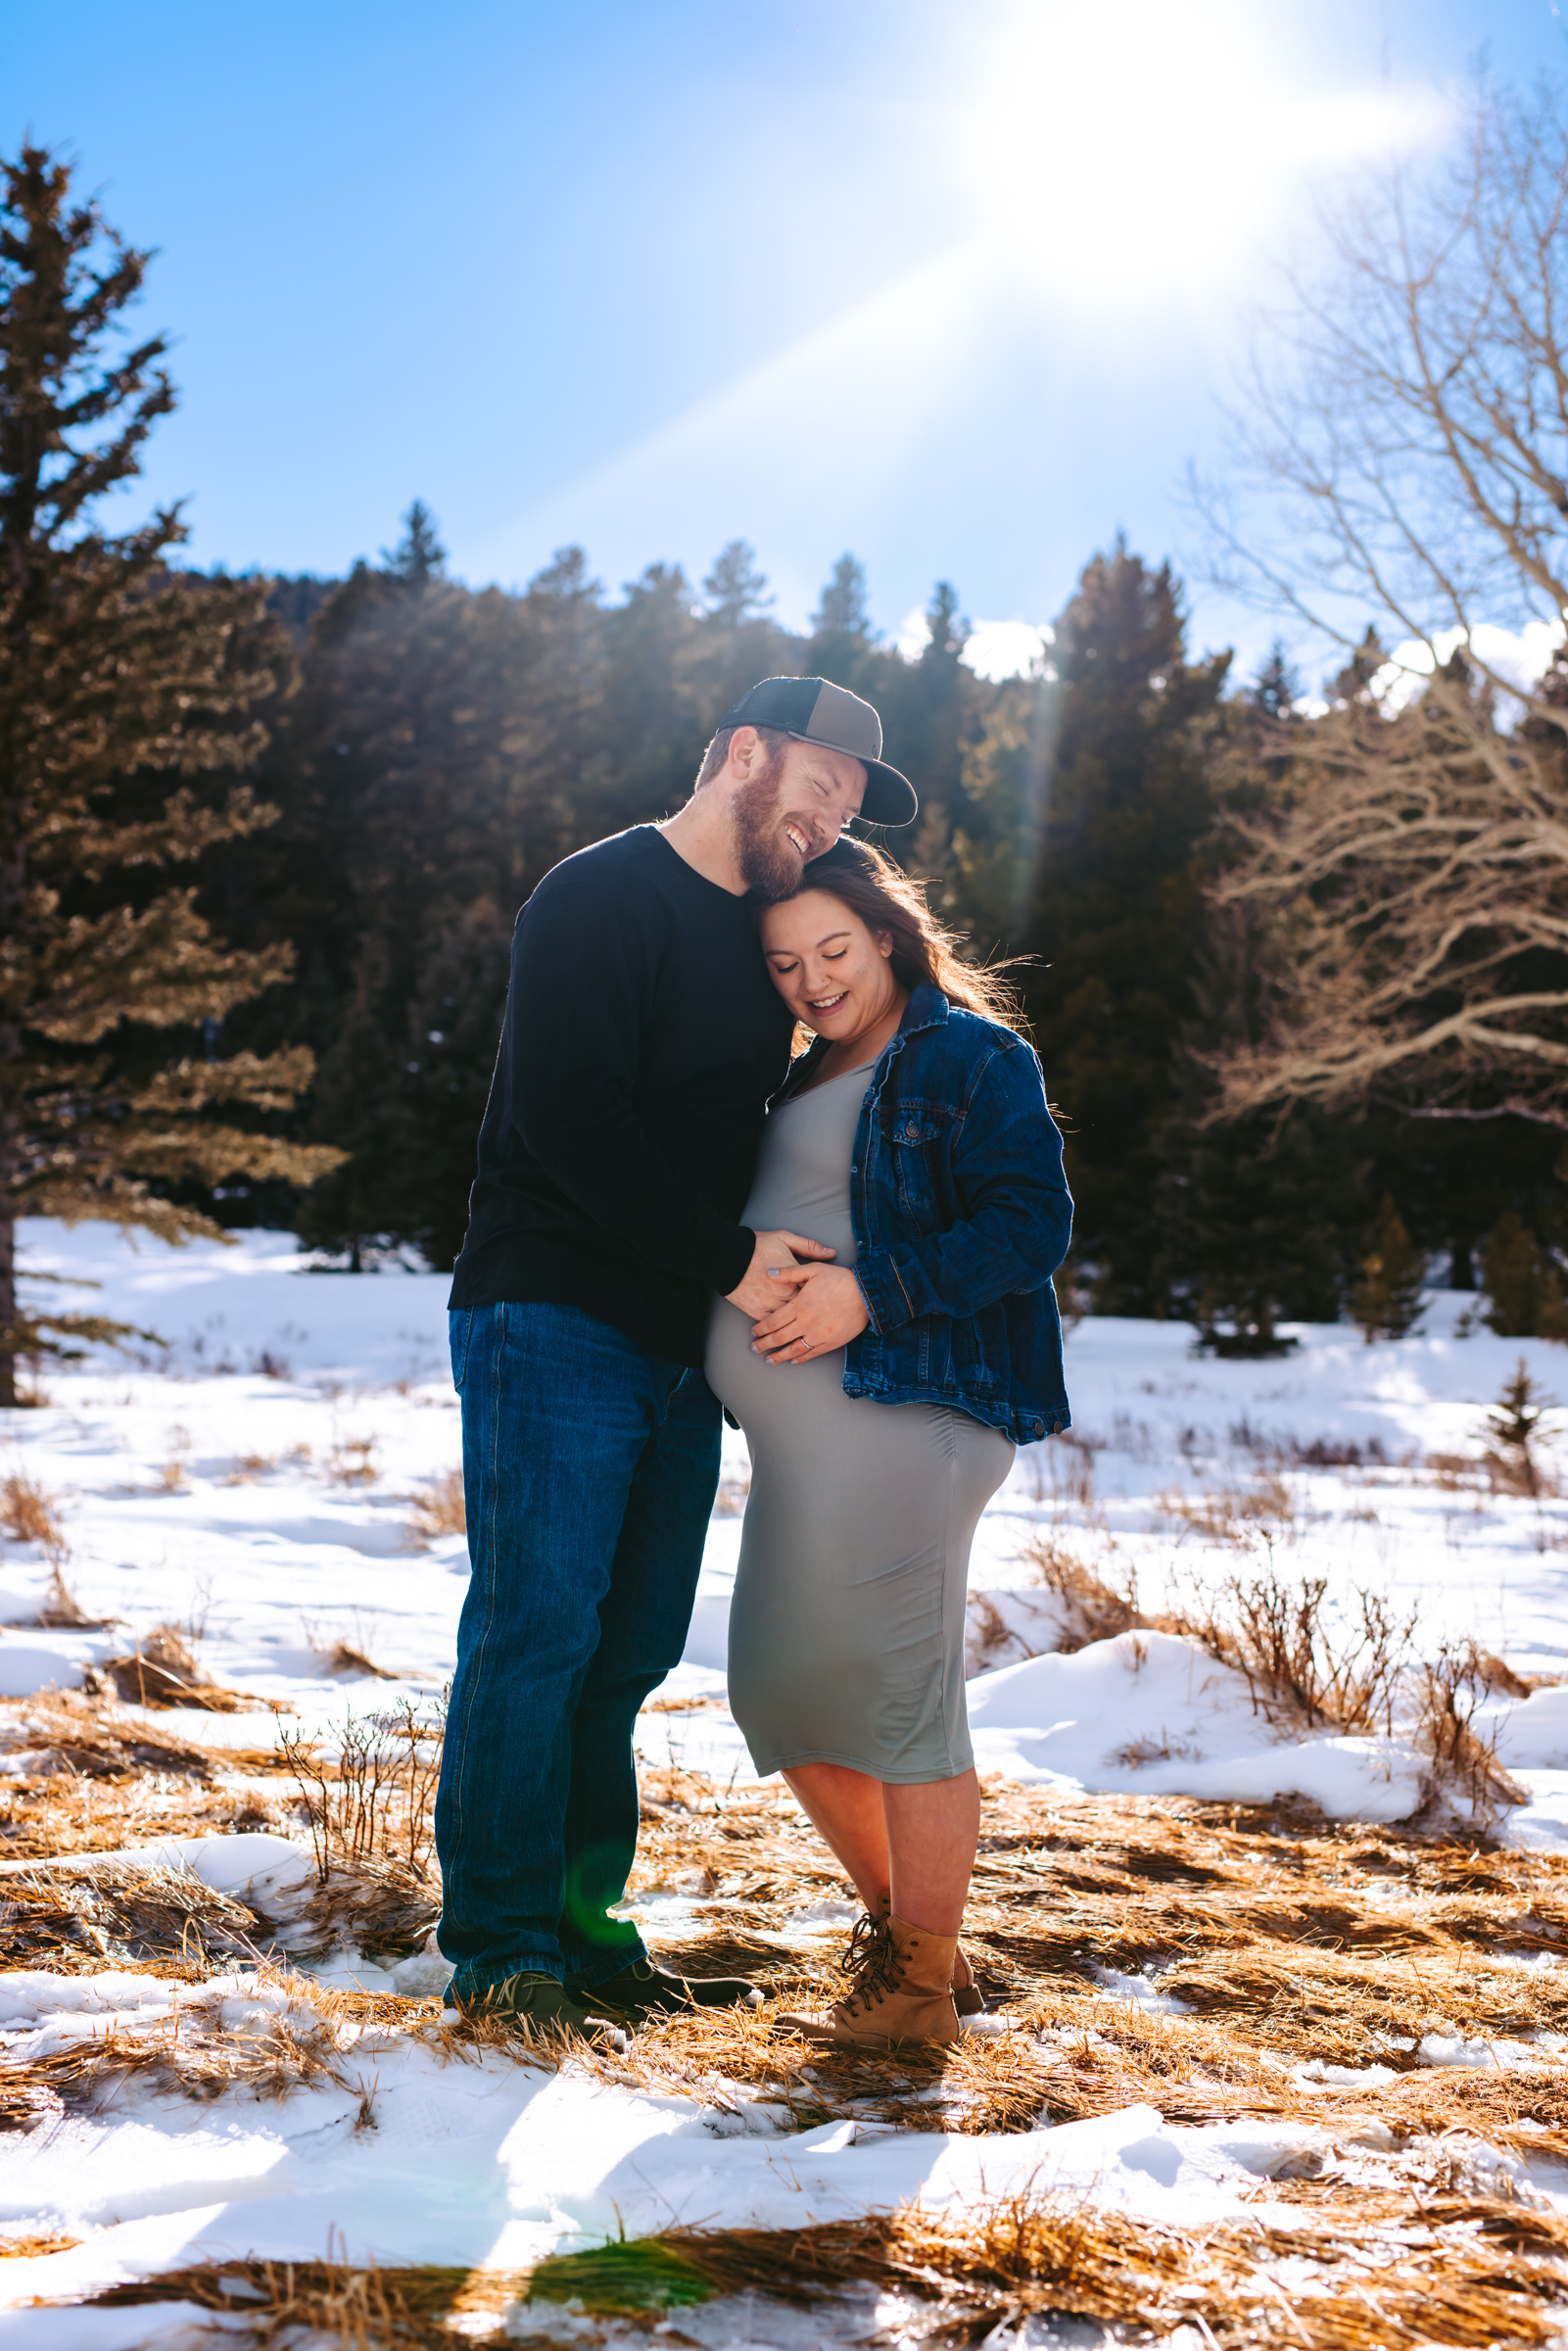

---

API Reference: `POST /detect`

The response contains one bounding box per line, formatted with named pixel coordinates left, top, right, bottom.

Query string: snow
left=13, top=1218, right=1568, bottom=1820
left=10, top=1219, right=1568, bottom=2326
left=0, top=1920, right=1345, bottom=2342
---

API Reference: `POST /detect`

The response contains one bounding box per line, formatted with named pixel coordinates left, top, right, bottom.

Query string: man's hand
left=724, top=1228, right=835, bottom=1319
left=749, top=1263, right=870, bottom=1365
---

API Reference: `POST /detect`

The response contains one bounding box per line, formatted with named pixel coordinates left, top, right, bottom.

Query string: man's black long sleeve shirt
left=448, top=826, right=797, bottom=1367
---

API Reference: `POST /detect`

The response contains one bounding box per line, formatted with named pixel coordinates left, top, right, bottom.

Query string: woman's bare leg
left=783, top=1761, right=980, bottom=1937
left=783, top=1762, right=889, bottom=1914
left=884, top=1769, right=979, bottom=1935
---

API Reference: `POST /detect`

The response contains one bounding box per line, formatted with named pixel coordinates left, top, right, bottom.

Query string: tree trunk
left=0, top=842, right=22, bottom=1414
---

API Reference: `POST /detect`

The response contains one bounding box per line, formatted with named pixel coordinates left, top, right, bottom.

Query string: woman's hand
left=750, top=1264, right=870, bottom=1365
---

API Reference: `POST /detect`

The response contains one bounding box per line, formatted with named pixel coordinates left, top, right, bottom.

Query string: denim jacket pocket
left=885, top=1104, right=948, bottom=1226
left=449, top=1307, right=475, bottom=1392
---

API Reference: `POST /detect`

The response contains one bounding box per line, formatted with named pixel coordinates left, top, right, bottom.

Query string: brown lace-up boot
left=951, top=1941, right=986, bottom=2017
left=777, top=1912, right=961, bottom=2046
left=842, top=1898, right=985, bottom=2019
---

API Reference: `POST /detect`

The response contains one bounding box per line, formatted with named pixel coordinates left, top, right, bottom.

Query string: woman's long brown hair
left=772, top=837, right=1026, bottom=1033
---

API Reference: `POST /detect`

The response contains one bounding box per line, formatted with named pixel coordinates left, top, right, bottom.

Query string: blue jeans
left=435, top=1301, right=721, bottom=2003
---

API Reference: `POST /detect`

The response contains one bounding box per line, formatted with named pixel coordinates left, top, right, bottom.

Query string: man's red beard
left=731, top=751, right=809, bottom=898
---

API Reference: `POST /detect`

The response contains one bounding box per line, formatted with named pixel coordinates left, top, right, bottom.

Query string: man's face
left=730, top=735, right=867, bottom=899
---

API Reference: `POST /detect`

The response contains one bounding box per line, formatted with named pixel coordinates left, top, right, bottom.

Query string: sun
left=947, top=0, right=1449, bottom=314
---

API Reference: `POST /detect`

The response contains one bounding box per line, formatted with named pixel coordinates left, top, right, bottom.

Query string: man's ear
left=727, top=724, right=763, bottom=782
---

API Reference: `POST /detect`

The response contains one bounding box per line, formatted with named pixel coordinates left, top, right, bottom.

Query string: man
left=437, top=676, right=918, bottom=2039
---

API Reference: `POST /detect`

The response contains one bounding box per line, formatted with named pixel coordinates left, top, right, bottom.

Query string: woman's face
left=760, top=890, right=900, bottom=1040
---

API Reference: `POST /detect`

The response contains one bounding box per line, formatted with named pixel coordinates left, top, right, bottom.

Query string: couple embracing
left=435, top=676, right=1072, bottom=2051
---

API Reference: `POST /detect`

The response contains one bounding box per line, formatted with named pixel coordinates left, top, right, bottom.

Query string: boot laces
left=837, top=1914, right=902, bottom=2018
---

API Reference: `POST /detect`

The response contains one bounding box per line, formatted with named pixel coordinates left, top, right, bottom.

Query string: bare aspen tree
left=1199, top=80, right=1568, bottom=1128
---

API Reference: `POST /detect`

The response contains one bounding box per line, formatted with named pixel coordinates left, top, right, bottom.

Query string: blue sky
left=5, top=1, right=1566, bottom=684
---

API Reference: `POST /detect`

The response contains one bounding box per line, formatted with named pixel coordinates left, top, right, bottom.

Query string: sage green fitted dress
left=705, top=1064, right=1014, bottom=1784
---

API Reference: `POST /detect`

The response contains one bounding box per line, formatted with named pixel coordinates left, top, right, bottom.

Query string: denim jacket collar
left=779, top=982, right=949, bottom=1104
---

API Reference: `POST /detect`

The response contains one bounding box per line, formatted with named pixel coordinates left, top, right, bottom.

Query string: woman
left=705, top=839, right=1071, bottom=2048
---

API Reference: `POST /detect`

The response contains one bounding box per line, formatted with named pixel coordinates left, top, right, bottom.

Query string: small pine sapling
left=1351, top=1197, right=1426, bottom=1343
left=1484, top=1360, right=1556, bottom=1498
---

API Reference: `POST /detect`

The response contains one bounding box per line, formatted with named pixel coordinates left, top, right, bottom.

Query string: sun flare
left=951, top=0, right=1450, bottom=312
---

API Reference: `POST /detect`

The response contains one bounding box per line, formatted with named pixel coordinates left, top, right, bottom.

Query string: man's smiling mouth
left=784, top=824, right=809, bottom=856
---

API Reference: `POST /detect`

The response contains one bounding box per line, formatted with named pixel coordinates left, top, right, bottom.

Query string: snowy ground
left=7, top=1219, right=1568, bottom=2339
left=9, top=1218, right=1568, bottom=1827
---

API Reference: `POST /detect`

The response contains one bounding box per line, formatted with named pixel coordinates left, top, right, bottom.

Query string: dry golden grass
left=223, top=1450, right=277, bottom=1485
left=404, top=1467, right=465, bottom=1545
left=91, top=1622, right=250, bottom=1711
left=73, top=2255, right=529, bottom=2348
left=0, top=1471, right=63, bottom=1551
left=0, top=1700, right=292, bottom=1863
left=1159, top=1469, right=1298, bottom=1546
left=11, top=1720, right=1568, bottom=2343
left=52, top=2194, right=1568, bottom=2348
left=325, top=1437, right=378, bottom=1486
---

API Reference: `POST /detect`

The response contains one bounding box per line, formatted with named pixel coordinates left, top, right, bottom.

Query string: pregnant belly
left=705, top=1294, right=846, bottom=1440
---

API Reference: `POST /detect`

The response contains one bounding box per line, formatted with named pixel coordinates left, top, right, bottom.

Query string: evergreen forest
left=8, top=121, right=1568, bottom=1391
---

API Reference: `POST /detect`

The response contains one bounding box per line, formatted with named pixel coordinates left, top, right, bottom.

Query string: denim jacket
left=778, top=983, right=1073, bottom=1444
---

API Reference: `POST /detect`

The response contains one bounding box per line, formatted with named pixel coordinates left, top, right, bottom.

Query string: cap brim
left=781, top=735, right=917, bottom=827
left=856, top=758, right=919, bottom=828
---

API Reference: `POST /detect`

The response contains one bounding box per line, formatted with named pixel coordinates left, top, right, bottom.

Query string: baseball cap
left=718, top=676, right=917, bottom=828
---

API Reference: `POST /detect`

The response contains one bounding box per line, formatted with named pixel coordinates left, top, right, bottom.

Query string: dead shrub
left=7, top=1559, right=115, bottom=1632
left=967, top=1592, right=1024, bottom=1671
left=404, top=1467, right=465, bottom=1545
left=0, top=1471, right=63, bottom=1552
left=1415, top=1640, right=1530, bottom=1828
left=1017, top=1534, right=1143, bottom=1652
left=1172, top=1567, right=1413, bottom=1738
left=281, top=1698, right=445, bottom=1888
left=1290, top=1434, right=1389, bottom=1469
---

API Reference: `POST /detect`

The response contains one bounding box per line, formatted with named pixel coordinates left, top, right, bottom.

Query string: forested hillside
left=192, top=514, right=1564, bottom=1331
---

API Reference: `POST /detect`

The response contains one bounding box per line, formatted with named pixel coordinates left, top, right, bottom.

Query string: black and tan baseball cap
left=719, top=675, right=917, bottom=827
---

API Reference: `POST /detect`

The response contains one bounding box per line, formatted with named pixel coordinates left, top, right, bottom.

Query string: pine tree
left=382, top=499, right=447, bottom=584
left=0, top=145, right=339, bottom=1400
left=1352, top=1196, right=1427, bottom=1342
left=696, top=540, right=795, bottom=719
left=1152, top=898, right=1355, bottom=1351
left=1009, top=542, right=1231, bottom=1309
left=1486, top=1359, right=1555, bottom=1494
left=1480, top=1212, right=1568, bottom=1339
left=806, top=552, right=878, bottom=693
left=1251, top=642, right=1302, bottom=721
left=702, top=540, right=772, bottom=627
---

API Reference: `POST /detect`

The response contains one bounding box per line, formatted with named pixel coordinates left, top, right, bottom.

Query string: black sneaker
left=458, top=1970, right=629, bottom=2051
left=568, top=1956, right=763, bottom=2023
